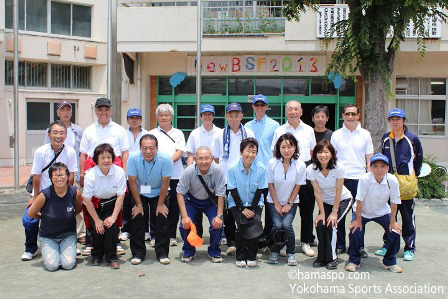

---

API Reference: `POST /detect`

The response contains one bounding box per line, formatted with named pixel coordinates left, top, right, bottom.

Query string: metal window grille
left=72, top=66, right=91, bottom=89
left=26, top=62, right=47, bottom=87
left=51, top=64, right=71, bottom=88
left=5, top=60, right=26, bottom=86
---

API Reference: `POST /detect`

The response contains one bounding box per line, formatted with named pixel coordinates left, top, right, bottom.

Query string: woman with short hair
left=28, top=162, right=82, bottom=271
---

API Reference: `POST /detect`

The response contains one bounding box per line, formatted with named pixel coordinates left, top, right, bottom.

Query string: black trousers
left=168, top=179, right=180, bottom=239
left=258, top=192, right=272, bottom=248
left=231, top=206, right=262, bottom=261
left=130, top=195, right=170, bottom=260
left=298, top=179, right=316, bottom=244
left=87, top=205, right=119, bottom=263
left=316, top=198, right=353, bottom=264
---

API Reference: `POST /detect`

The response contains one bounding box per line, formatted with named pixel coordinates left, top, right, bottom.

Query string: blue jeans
left=39, top=233, right=77, bottom=271
left=267, top=202, right=298, bottom=254
left=348, top=213, right=400, bottom=266
left=22, top=207, right=39, bottom=254
left=179, top=195, right=223, bottom=257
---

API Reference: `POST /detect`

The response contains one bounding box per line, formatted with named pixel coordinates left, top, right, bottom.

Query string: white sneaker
left=235, top=260, right=246, bottom=268
left=209, top=255, right=223, bottom=263
left=131, top=257, right=142, bottom=265
left=288, top=254, right=298, bottom=266
left=21, top=252, right=37, bottom=261
left=116, top=244, right=126, bottom=255
left=226, top=246, right=237, bottom=256
left=119, top=232, right=129, bottom=241
left=76, top=248, right=81, bottom=256
left=220, top=237, right=227, bottom=245
left=81, top=246, right=93, bottom=256
left=279, top=246, right=287, bottom=257
left=145, top=232, right=151, bottom=241
left=301, top=243, right=315, bottom=257
left=246, top=260, right=258, bottom=267
left=169, top=238, right=178, bottom=246
left=150, top=239, right=156, bottom=247
left=159, top=257, right=171, bottom=265
left=181, top=255, right=194, bottom=263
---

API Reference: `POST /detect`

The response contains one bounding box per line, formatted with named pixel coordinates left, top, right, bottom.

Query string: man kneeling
left=346, top=153, right=403, bottom=273
left=177, top=146, right=226, bottom=263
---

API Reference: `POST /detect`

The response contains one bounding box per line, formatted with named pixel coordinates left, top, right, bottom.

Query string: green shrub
left=417, top=155, right=448, bottom=199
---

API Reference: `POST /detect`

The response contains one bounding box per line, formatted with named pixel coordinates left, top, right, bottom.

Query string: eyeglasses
left=254, top=103, right=266, bottom=107
left=344, top=112, right=358, bottom=116
left=52, top=174, right=67, bottom=178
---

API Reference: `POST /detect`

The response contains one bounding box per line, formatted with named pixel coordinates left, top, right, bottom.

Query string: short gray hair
left=156, top=103, right=174, bottom=118
left=196, top=146, right=212, bottom=156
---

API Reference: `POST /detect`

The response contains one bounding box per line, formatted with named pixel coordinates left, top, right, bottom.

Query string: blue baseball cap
left=200, top=104, right=215, bottom=114
left=388, top=108, right=406, bottom=119
left=370, top=153, right=389, bottom=165
left=253, top=94, right=268, bottom=105
left=127, top=108, right=142, bottom=118
left=226, top=102, right=242, bottom=113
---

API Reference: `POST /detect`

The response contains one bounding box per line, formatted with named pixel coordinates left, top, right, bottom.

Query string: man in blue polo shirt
left=127, top=134, right=173, bottom=265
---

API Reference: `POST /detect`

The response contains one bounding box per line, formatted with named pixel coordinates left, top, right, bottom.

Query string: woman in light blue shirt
left=227, top=138, right=267, bottom=268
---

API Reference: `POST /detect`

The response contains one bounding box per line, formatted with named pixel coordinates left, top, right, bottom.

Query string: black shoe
left=336, top=248, right=346, bottom=255
left=313, top=259, right=325, bottom=268
left=360, top=248, right=368, bottom=258
left=326, top=259, right=338, bottom=270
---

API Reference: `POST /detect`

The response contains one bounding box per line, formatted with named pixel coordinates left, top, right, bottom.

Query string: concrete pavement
left=0, top=191, right=447, bottom=299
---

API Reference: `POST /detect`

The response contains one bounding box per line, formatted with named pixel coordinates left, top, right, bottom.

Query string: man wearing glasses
left=331, top=104, right=374, bottom=257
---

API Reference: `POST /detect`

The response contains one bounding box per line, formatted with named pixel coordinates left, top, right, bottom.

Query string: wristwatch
left=217, top=214, right=223, bottom=220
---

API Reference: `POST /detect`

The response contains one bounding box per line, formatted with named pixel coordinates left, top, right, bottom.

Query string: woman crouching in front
left=28, top=162, right=82, bottom=271
left=307, top=140, right=353, bottom=270
left=83, top=143, right=126, bottom=269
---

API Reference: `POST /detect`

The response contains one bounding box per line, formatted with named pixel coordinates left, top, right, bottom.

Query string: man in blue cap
left=212, top=102, right=255, bottom=255
left=244, top=94, right=279, bottom=252
left=345, top=153, right=403, bottom=273
left=119, top=108, right=149, bottom=242
left=377, top=108, right=423, bottom=261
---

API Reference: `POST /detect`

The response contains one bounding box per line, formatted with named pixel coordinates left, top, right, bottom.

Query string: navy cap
left=127, top=108, right=142, bottom=118
left=370, top=153, right=389, bottom=165
left=226, top=102, right=242, bottom=113
left=95, top=97, right=112, bottom=108
left=253, top=94, right=268, bottom=105
left=200, top=104, right=215, bottom=114
left=57, top=100, right=72, bottom=110
left=388, top=108, right=406, bottom=119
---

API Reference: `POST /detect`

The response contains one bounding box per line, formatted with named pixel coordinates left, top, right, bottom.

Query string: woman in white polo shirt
left=307, top=140, right=353, bottom=270
left=267, top=133, right=306, bottom=266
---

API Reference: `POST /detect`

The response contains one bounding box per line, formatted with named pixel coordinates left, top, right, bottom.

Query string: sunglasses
left=254, top=103, right=266, bottom=107
left=343, top=112, right=358, bottom=116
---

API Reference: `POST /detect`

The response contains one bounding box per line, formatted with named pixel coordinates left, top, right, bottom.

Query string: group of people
left=23, top=94, right=423, bottom=274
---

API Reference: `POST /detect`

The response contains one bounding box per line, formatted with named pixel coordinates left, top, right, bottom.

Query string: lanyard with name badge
left=141, top=157, right=156, bottom=194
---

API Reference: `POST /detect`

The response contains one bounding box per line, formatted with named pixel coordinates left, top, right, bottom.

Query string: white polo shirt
left=83, top=164, right=127, bottom=199
left=354, top=172, right=401, bottom=219
left=306, top=164, right=352, bottom=205
left=31, top=143, right=78, bottom=192
left=80, top=120, right=129, bottom=158
left=149, top=126, right=186, bottom=180
left=186, top=124, right=222, bottom=154
left=271, top=121, right=316, bottom=162
left=212, top=127, right=255, bottom=177
left=266, top=158, right=307, bottom=205
left=330, top=123, right=374, bottom=179
left=127, top=128, right=149, bottom=155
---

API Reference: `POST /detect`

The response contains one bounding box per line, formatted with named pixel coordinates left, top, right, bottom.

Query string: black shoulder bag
left=197, top=173, right=218, bottom=207
left=26, top=145, right=65, bottom=193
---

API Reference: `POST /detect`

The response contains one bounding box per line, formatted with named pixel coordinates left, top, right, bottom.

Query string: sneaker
left=169, top=238, right=178, bottom=246
left=82, top=246, right=93, bottom=256
left=403, top=250, right=415, bottom=261
left=301, top=243, right=315, bottom=257
left=131, top=257, right=142, bottom=265
left=326, top=259, right=338, bottom=270
left=360, top=247, right=368, bottom=258
left=21, top=252, right=37, bottom=261
left=268, top=252, right=279, bottom=264
left=226, top=246, right=236, bottom=256
left=336, top=248, right=346, bottom=255
left=209, top=255, right=223, bottom=263
left=345, top=262, right=360, bottom=272
left=247, top=260, right=258, bottom=267
left=235, top=260, right=246, bottom=268
left=220, top=237, right=227, bottom=245
left=279, top=246, right=287, bottom=257
left=119, top=232, right=129, bottom=241
left=382, top=264, right=403, bottom=273
left=258, top=246, right=270, bottom=254
left=375, top=247, right=387, bottom=257
left=76, top=248, right=81, bottom=256
left=149, top=239, right=156, bottom=247
left=181, top=255, right=194, bottom=263
left=313, top=259, right=325, bottom=268
left=116, top=244, right=126, bottom=255
left=145, top=232, right=151, bottom=241
left=287, top=254, right=298, bottom=266
left=159, top=257, right=171, bottom=265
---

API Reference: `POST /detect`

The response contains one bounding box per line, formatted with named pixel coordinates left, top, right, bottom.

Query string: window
left=51, top=2, right=71, bottom=35
left=202, top=77, right=226, bottom=95
left=158, top=77, right=172, bottom=95
left=228, top=78, right=254, bottom=95
left=283, top=78, right=309, bottom=95
left=255, top=78, right=281, bottom=96
left=311, top=77, right=337, bottom=95
left=395, top=78, right=447, bottom=137
left=5, top=61, right=25, bottom=86
left=72, top=5, right=91, bottom=37
left=27, top=0, right=47, bottom=32
left=51, top=64, right=71, bottom=88
left=73, top=66, right=91, bottom=89
left=26, top=62, right=47, bottom=87
left=5, top=0, right=25, bottom=30
left=27, top=102, right=51, bottom=130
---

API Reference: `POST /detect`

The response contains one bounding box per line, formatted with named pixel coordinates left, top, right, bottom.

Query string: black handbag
left=26, top=145, right=64, bottom=193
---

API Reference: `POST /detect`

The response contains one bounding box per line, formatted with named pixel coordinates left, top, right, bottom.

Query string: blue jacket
left=381, top=127, right=423, bottom=176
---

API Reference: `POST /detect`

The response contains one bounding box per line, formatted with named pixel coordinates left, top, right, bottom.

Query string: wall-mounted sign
left=188, top=55, right=326, bottom=76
